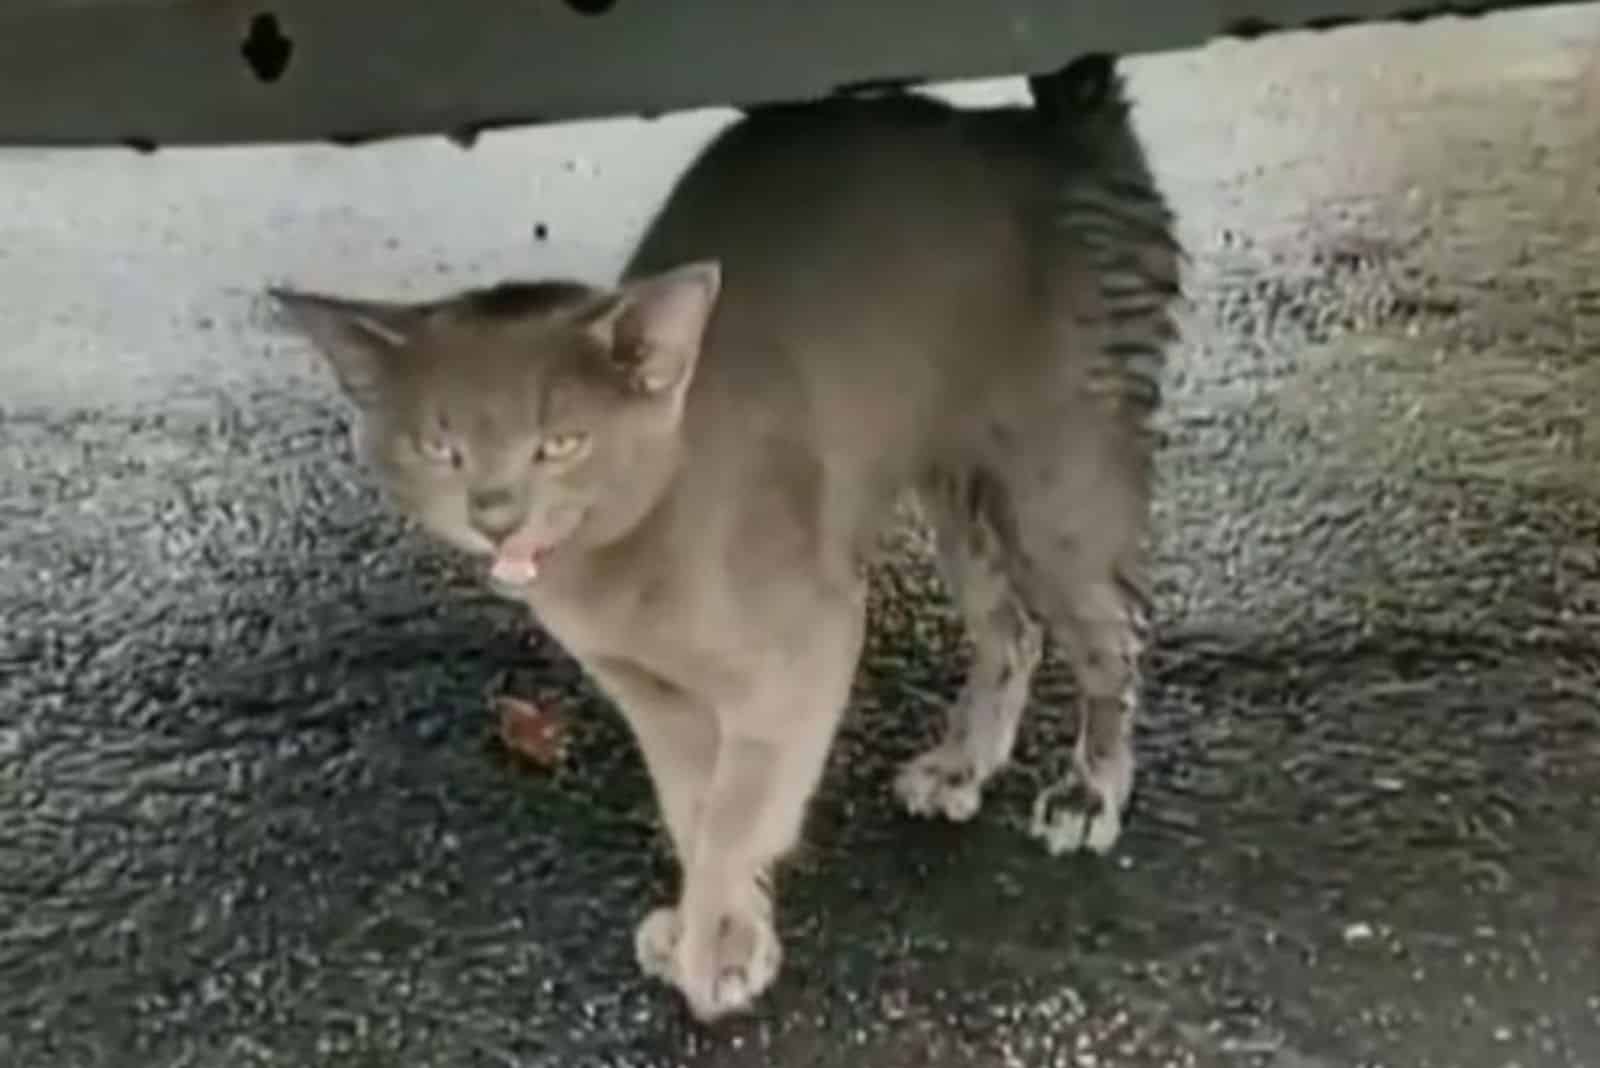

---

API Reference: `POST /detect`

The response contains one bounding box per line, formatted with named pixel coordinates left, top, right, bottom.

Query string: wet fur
left=274, top=54, right=1180, bottom=1022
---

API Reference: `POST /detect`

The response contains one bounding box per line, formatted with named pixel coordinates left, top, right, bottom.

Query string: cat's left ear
left=269, top=288, right=424, bottom=405
left=586, top=261, right=721, bottom=400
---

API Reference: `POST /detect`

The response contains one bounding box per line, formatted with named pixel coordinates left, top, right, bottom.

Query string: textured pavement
left=4, top=6, right=1600, bottom=1067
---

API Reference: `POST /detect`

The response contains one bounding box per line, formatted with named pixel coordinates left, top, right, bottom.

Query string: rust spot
left=241, top=12, right=293, bottom=83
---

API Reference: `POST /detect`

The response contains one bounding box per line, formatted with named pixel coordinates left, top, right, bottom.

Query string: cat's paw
left=634, top=906, right=681, bottom=982
left=672, top=898, right=782, bottom=1022
left=1028, top=755, right=1134, bottom=856
left=895, top=746, right=984, bottom=822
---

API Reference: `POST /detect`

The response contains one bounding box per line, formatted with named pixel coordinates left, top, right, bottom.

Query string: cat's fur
left=272, top=54, right=1179, bottom=1022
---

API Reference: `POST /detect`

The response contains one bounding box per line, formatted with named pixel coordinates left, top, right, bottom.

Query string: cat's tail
left=1026, top=53, right=1145, bottom=173
left=1029, top=53, right=1181, bottom=422
left=1027, top=53, right=1126, bottom=129
left=1026, top=50, right=1174, bottom=250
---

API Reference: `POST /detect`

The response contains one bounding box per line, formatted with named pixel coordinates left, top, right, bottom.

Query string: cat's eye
left=535, top=432, right=590, bottom=464
left=417, top=434, right=462, bottom=468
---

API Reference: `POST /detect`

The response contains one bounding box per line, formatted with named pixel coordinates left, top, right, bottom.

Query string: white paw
left=895, top=747, right=984, bottom=822
left=673, top=901, right=782, bottom=1022
left=634, top=906, right=680, bottom=982
left=1029, top=773, right=1124, bottom=856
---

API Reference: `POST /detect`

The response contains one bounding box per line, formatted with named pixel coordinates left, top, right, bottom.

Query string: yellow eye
left=535, top=432, right=589, bottom=464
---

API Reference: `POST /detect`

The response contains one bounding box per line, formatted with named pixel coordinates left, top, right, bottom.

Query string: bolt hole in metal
left=241, top=12, right=294, bottom=83
left=565, top=0, right=617, bottom=15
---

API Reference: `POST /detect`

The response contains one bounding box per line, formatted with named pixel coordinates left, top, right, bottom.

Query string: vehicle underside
left=0, top=0, right=1565, bottom=148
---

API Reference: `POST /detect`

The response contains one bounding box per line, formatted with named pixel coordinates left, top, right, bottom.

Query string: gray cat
left=271, top=54, right=1179, bottom=1022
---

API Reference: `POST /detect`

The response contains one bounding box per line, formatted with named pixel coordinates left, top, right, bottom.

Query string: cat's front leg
left=584, top=658, right=721, bottom=982
left=587, top=657, right=719, bottom=863
left=666, top=590, right=864, bottom=1022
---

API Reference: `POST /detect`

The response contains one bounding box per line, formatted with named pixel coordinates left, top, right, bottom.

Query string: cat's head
left=271, top=261, right=720, bottom=589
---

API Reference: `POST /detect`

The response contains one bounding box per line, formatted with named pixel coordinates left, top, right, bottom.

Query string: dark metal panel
left=0, top=0, right=1570, bottom=147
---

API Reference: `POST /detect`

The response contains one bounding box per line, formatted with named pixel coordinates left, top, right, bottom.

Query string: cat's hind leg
left=1004, top=424, right=1153, bottom=857
left=895, top=469, right=1044, bottom=822
left=1027, top=560, right=1147, bottom=856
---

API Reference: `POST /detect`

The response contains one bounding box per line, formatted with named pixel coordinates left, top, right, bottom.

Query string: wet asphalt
left=4, top=7, right=1600, bottom=1067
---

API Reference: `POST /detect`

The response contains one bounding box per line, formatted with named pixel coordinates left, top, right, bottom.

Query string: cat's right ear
left=269, top=288, right=422, bottom=404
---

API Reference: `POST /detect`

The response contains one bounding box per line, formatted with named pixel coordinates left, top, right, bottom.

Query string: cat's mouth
left=485, top=525, right=561, bottom=588
left=486, top=546, right=556, bottom=588
left=488, top=546, right=549, bottom=588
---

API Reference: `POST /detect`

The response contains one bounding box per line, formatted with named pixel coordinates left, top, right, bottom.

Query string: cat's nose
left=468, top=487, right=524, bottom=542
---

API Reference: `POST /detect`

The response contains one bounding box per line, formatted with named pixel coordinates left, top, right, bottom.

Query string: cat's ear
left=585, top=261, right=721, bottom=400
left=269, top=288, right=423, bottom=404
